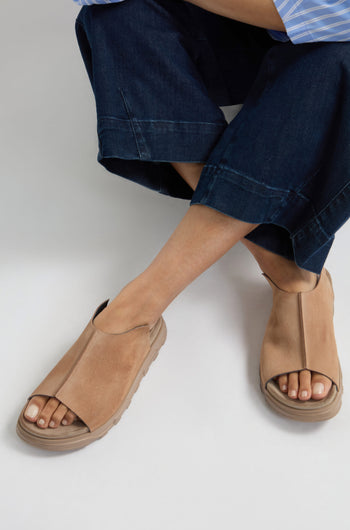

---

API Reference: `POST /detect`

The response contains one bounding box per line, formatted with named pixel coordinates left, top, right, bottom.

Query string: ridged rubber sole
left=16, top=316, right=167, bottom=451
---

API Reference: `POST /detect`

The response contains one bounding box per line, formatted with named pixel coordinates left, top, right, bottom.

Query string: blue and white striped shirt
left=269, top=0, right=350, bottom=43
left=72, top=0, right=350, bottom=44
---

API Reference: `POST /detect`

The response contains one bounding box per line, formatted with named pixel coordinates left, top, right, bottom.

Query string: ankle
left=241, top=239, right=319, bottom=292
left=106, top=278, right=164, bottom=329
left=260, top=259, right=319, bottom=292
left=265, top=268, right=319, bottom=292
left=258, top=251, right=317, bottom=288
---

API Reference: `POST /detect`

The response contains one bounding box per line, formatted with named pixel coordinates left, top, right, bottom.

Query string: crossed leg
left=172, top=161, right=332, bottom=402
left=23, top=161, right=332, bottom=429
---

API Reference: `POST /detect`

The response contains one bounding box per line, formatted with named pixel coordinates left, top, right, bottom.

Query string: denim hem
left=95, top=118, right=229, bottom=200
left=189, top=164, right=334, bottom=274
left=190, top=164, right=290, bottom=223
left=97, top=117, right=227, bottom=162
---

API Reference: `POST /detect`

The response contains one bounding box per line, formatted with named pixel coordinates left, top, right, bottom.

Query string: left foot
left=270, top=268, right=333, bottom=401
left=23, top=279, right=161, bottom=429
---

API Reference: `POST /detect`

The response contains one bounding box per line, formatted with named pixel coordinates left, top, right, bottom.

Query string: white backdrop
left=1, top=2, right=349, bottom=530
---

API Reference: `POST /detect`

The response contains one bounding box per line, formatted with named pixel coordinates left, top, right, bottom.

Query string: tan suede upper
left=27, top=300, right=155, bottom=432
left=260, top=268, right=340, bottom=391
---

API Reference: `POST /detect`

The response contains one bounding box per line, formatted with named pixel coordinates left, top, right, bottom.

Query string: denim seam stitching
left=118, top=88, right=142, bottom=158
left=313, top=179, right=350, bottom=220
left=285, top=189, right=330, bottom=239
left=207, top=164, right=332, bottom=238
left=295, top=237, right=334, bottom=268
left=292, top=180, right=350, bottom=240
left=193, top=167, right=218, bottom=205
left=193, top=168, right=286, bottom=224
left=292, top=209, right=330, bottom=241
left=206, top=164, right=290, bottom=196
left=292, top=164, right=322, bottom=195
left=203, top=166, right=331, bottom=241
left=272, top=186, right=330, bottom=240
left=206, top=164, right=327, bottom=204
left=98, top=116, right=226, bottom=127
left=269, top=193, right=291, bottom=223
left=292, top=235, right=333, bottom=269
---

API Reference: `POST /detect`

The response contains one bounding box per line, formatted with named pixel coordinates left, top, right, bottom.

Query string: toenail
left=282, top=385, right=287, bottom=391
left=25, top=404, right=39, bottom=419
left=290, top=390, right=297, bottom=397
left=62, top=419, right=68, bottom=425
left=49, top=421, right=55, bottom=427
left=38, top=418, right=45, bottom=426
left=313, top=382, right=325, bottom=395
left=301, top=390, right=308, bottom=398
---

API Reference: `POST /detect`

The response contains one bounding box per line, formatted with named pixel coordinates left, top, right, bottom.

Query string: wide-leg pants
left=74, top=0, right=350, bottom=274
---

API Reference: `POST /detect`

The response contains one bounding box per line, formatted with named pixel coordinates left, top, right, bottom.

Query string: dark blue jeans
left=75, top=0, right=350, bottom=274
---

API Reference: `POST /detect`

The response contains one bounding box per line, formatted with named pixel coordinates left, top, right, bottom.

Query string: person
left=16, top=0, right=350, bottom=450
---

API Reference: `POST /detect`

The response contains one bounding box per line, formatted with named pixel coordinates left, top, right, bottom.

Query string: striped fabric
left=72, top=0, right=350, bottom=44
left=269, top=0, right=350, bottom=42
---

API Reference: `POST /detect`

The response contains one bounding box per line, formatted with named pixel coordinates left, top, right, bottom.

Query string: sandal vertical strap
left=300, top=268, right=340, bottom=390
left=260, top=275, right=306, bottom=389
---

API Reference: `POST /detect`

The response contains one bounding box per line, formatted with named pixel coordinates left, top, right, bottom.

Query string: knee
left=285, top=41, right=350, bottom=91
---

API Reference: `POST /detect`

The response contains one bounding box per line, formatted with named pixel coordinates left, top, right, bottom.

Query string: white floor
left=1, top=3, right=350, bottom=530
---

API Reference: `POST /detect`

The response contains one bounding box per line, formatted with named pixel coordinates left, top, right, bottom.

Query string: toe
left=36, top=397, right=61, bottom=428
left=311, top=373, right=332, bottom=400
left=48, top=403, right=68, bottom=428
left=298, top=369, right=312, bottom=400
left=24, top=396, right=48, bottom=422
left=288, top=372, right=299, bottom=399
left=278, top=374, right=288, bottom=393
left=61, top=410, right=78, bottom=426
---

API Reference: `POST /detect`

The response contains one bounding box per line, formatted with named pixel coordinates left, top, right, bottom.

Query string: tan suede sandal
left=259, top=267, right=343, bottom=422
left=16, top=299, right=167, bottom=451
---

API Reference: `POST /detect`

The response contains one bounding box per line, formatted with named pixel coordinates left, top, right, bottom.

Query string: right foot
left=268, top=269, right=333, bottom=401
left=24, top=283, right=160, bottom=429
